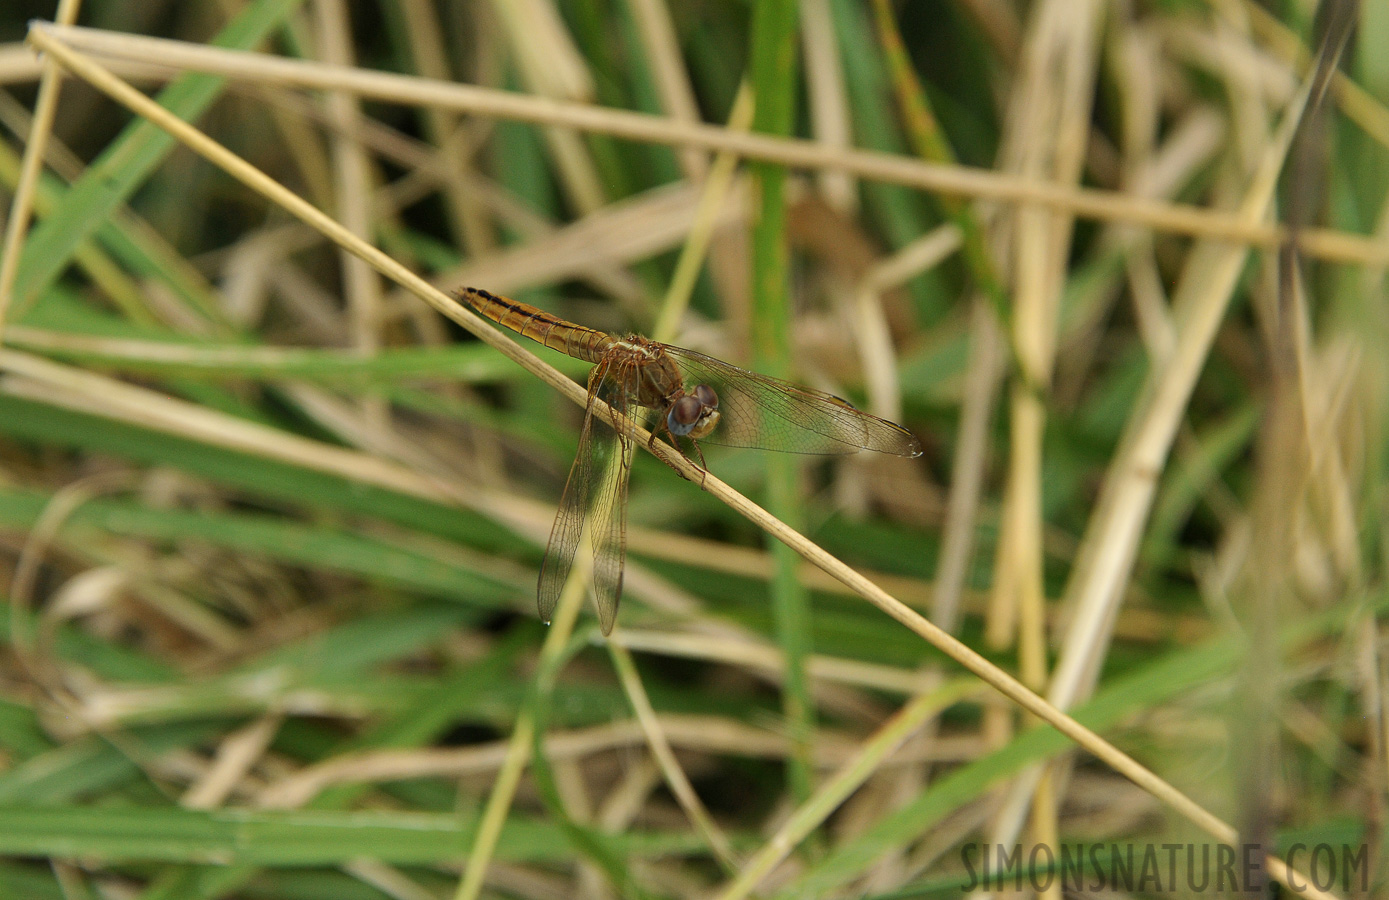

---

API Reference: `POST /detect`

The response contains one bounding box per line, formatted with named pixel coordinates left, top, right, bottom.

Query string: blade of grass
left=869, top=0, right=1008, bottom=318
left=0, top=805, right=707, bottom=866
left=7, top=0, right=304, bottom=320
left=452, top=555, right=590, bottom=900
left=135, top=866, right=257, bottom=900
left=0, top=90, right=230, bottom=331
left=0, top=132, right=160, bottom=327
left=6, top=325, right=588, bottom=383
left=0, top=0, right=81, bottom=328
left=749, top=0, right=814, bottom=810
left=0, top=392, right=518, bottom=550
left=825, top=0, right=935, bottom=309
left=607, top=640, right=740, bottom=872
left=0, top=722, right=221, bottom=805
left=713, top=678, right=982, bottom=899
left=0, top=487, right=524, bottom=616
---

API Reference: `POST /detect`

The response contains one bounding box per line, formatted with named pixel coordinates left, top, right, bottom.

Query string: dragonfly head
left=668, top=384, right=720, bottom=439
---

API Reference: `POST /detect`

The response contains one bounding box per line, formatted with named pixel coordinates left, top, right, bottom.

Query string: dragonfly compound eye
left=693, top=384, right=719, bottom=409
left=684, top=384, right=721, bottom=439
left=667, top=394, right=705, bottom=437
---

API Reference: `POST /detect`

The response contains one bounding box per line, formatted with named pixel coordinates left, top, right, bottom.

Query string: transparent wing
left=662, top=346, right=922, bottom=457
left=536, top=360, right=635, bottom=635
left=536, top=395, right=598, bottom=627
left=588, top=372, right=635, bottom=635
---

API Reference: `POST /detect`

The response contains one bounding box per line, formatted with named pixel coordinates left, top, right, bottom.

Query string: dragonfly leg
left=689, top=439, right=710, bottom=488
left=648, top=419, right=698, bottom=482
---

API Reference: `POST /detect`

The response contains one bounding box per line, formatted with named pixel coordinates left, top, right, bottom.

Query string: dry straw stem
left=255, top=711, right=931, bottom=811
left=713, top=678, right=983, bottom=900
left=33, top=22, right=1389, bottom=266
left=992, top=0, right=1103, bottom=691
left=21, top=28, right=1333, bottom=898
left=180, top=713, right=283, bottom=810
left=989, top=6, right=1350, bottom=863
left=455, top=563, right=588, bottom=900
left=800, top=0, right=857, bottom=210
left=0, top=0, right=82, bottom=326
left=650, top=82, right=754, bottom=343
left=1242, top=0, right=1389, bottom=150
left=607, top=641, right=739, bottom=871
left=627, top=0, right=707, bottom=180
left=990, top=4, right=1105, bottom=878
left=312, top=0, right=383, bottom=364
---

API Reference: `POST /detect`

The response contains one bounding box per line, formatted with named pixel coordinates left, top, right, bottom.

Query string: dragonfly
left=456, top=286, right=922, bottom=634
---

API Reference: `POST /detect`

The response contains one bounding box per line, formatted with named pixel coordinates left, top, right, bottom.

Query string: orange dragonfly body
left=456, top=286, right=922, bottom=634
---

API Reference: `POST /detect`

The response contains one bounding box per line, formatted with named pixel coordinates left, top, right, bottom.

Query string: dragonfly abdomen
left=456, top=287, right=612, bottom=363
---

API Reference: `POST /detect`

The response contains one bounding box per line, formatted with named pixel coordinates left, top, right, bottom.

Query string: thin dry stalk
left=455, top=568, right=587, bottom=900
left=992, top=7, right=1105, bottom=887
left=711, top=679, right=983, bottom=900
left=395, top=0, right=495, bottom=256
left=991, top=0, right=1104, bottom=686
left=626, top=0, right=707, bottom=179
left=489, top=0, right=604, bottom=214
left=180, top=713, right=284, bottom=809
left=312, top=0, right=384, bottom=369
left=34, top=23, right=1389, bottom=265
left=0, top=0, right=83, bottom=331
left=608, top=641, right=739, bottom=871
left=800, top=0, right=856, bottom=211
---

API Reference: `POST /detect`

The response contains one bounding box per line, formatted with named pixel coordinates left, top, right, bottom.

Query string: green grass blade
left=12, top=0, right=304, bottom=312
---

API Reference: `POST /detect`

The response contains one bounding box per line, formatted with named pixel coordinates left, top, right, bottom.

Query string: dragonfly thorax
left=608, top=337, right=720, bottom=440
left=667, top=384, right=720, bottom=439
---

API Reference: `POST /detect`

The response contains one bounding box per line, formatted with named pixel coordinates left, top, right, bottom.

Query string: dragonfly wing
left=663, top=346, right=922, bottom=457
left=537, top=396, right=599, bottom=626
left=589, top=393, right=635, bottom=635
left=537, top=360, right=635, bottom=635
